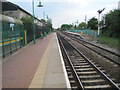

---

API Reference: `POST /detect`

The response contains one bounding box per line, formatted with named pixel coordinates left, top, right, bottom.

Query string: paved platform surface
left=29, top=33, right=70, bottom=88
left=3, top=32, right=70, bottom=88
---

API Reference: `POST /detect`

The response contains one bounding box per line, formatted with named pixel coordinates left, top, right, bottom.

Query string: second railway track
left=63, top=32, right=120, bottom=65
left=57, top=32, right=120, bottom=90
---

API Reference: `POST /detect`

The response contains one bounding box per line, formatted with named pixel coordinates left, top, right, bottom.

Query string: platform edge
left=55, top=33, right=71, bottom=88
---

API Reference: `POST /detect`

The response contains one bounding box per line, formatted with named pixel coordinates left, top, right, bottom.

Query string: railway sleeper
left=65, top=65, right=70, bottom=68
left=71, top=86, right=78, bottom=90
left=77, top=69, right=106, bottom=73
left=82, top=80, right=110, bottom=87
left=70, top=80, right=78, bottom=86
left=82, top=79, right=105, bottom=83
left=74, top=62, right=89, bottom=65
left=84, top=84, right=111, bottom=89
left=73, top=59, right=85, bottom=61
left=80, top=75, right=101, bottom=79
left=76, top=69, right=105, bottom=73
left=66, top=68, right=73, bottom=71
left=66, top=71, right=72, bottom=75
left=73, top=63, right=90, bottom=66
left=71, top=60, right=86, bottom=63
left=75, top=68, right=94, bottom=71
left=66, top=66, right=71, bottom=69
left=77, top=71, right=97, bottom=74
left=74, top=65, right=91, bottom=68
left=77, top=72, right=98, bottom=76
left=116, top=83, right=120, bottom=86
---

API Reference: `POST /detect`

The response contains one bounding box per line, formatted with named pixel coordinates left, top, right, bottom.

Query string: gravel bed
left=80, top=33, right=119, bottom=54
left=67, top=32, right=119, bottom=54
left=65, top=36, right=120, bottom=85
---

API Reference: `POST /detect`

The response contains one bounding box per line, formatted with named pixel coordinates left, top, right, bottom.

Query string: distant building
left=1, top=0, right=43, bottom=26
left=2, top=1, right=31, bottom=19
left=118, top=1, right=120, bottom=10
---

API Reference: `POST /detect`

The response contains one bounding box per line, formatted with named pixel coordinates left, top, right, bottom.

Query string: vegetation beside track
left=99, top=34, right=120, bottom=48
left=59, top=9, right=120, bottom=49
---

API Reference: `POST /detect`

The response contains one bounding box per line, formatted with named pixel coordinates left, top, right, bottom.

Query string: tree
left=61, top=24, right=71, bottom=31
left=46, top=18, right=53, bottom=33
left=77, top=22, right=87, bottom=29
left=103, top=9, right=120, bottom=38
left=21, top=17, right=33, bottom=31
left=69, top=24, right=74, bottom=29
left=40, top=19, right=46, bottom=23
left=88, top=17, right=98, bottom=30
left=21, top=17, right=34, bottom=42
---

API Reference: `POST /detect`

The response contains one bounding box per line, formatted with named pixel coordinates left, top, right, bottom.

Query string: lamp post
left=43, top=11, right=45, bottom=20
left=76, top=20, right=78, bottom=29
left=32, top=0, right=43, bottom=44
left=85, top=15, right=87, bottom=29
left=97, top=8, right=105, bottom=41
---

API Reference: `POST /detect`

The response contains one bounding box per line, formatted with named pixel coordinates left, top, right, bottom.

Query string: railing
left=67, top=29, right=98, bottom=38
left=0, top=37, right=24, bottom=57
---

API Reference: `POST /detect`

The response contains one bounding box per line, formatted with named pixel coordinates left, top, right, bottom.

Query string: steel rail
left=58, top=32, right=120, bottom=90
left=64, top=32, right=120, bottom=65
left=64, top=32, right=120, bottom=57
left=72, top=37, right=120, bottom=65
left=58, top=34, right=85, bottom=90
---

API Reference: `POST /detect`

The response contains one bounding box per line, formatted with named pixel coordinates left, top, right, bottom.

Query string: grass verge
left=99, top=34, right=120, bottom=48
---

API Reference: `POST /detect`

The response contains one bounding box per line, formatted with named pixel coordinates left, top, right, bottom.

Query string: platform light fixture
left=32, top=0, right=43, bottom=44
left=37, top=0, right=43, bottom=7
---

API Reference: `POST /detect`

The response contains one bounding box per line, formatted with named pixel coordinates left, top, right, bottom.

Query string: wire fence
left=0, top=24, right=24, bottom=57
left=67, top=29, right=98, bottom=38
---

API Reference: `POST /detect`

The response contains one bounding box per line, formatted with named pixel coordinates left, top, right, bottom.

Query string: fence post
left=92, top=30, right=93, bottom=37
left=22, top=27, right=24, bottom=46
left=2, top=25, right=5, bottom=57
left=14, top=27, right=17, bottom=51
left=24, top=30, right=27, bottom=46
left=90, top=30, right=92, bottom=36
left=9, top=29, right=12, bottom=53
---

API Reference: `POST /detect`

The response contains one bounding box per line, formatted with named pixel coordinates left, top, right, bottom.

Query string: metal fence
left=67, top=29, right=98, bottom=38
left=1, top=23, right=24, bottom=57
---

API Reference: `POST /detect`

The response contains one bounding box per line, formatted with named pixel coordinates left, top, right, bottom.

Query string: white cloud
left=7, top=0, right=96, bottom=3
left=7, top=0, right=118, bottom=28
left=51, top=8, right=98, bottom=28
left=51, top=1, right=118, bottom=28
left=105, top=3, right=117, bottom=10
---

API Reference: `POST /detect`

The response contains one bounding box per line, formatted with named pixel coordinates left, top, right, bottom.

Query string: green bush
left=99, top=34, right=119, bottom=48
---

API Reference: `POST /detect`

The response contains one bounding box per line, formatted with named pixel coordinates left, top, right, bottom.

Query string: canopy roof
left=0, top=14, right=23, bottom=25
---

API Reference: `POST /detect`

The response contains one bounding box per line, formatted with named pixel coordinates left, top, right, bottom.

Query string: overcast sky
left=7, top=0, right=119, bottom=28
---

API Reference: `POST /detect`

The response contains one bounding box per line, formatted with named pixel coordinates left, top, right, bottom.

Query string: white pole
left=43, top=11, right=45, bottom=20
left=98, top=13, right=100, bottom=37
left=103, top=15, right=106, bottom=25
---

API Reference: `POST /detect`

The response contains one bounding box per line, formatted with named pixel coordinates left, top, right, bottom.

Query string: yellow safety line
left=0, top=37, right=23, bottom=46
left=28, top=34, right=53, bottom=88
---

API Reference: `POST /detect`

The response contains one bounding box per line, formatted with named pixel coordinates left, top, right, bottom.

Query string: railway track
left=63, top=32, right=120, bottom=65
left=57, top=32, right=120, bottom=90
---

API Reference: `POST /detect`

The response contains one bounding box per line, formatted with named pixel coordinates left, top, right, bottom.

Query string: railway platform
left=2, top=32, right=70, bottom=88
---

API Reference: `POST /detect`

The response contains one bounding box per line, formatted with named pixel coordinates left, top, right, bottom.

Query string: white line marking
left=55, top=33, right=71, bottom=89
